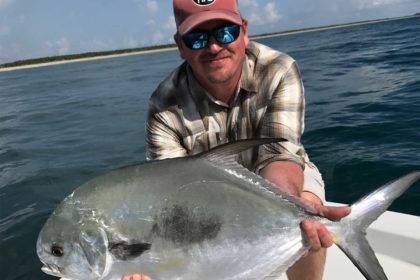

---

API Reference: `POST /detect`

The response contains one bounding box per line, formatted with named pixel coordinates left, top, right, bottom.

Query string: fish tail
left=328, top=171, right=420, bottom=280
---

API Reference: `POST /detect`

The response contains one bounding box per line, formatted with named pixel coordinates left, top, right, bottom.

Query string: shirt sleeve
left=146, top=108, right=188, bottom=160
left=255, top=60, right=326, bottom=202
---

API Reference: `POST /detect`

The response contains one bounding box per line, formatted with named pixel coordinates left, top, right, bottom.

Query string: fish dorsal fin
left=200, top=138, right=316, bottom=213
left=197, top=138, right=287, bottom=161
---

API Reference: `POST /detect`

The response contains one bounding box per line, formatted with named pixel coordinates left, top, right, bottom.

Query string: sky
left=0, top=0, right=419, bottom=63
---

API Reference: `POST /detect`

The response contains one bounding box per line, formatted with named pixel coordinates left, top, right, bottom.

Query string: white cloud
left=240, top=0, right=258, bottom=8
left=46, top=37, right=70, bottom=55
left=79, top=39, right=114, bottom=52
left=147, top=19, right=156, bottom=26
left=0, top=25, right=10, bottom=36
left=152, top=31, right=164, bottom=43
left=147, top=0, right=159, bottom=15
left=0, top=0, right=13, bottom=9
left=355, top=0, right=418, bottom=9
left=140, top=15, right=176, bottom=46
left=163, top=15, right=176, bottom=31
left=133, top=0, right=159, bottom=15
left=264, top=2, right=282, bottom=23
left=242, top=1, right=282, bottom=26
left=123, top=36, right=139, bottom=48
left=248, top=13, right=264, bottom=25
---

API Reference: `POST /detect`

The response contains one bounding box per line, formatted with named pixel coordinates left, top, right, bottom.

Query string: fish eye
left=51, top=245, right=64, bottom=257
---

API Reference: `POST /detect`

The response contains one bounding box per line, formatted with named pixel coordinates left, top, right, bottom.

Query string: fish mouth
left=41, top=264, right=63, bottom=278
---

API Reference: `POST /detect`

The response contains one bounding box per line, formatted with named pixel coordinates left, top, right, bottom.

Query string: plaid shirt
left=146, top=41, right=325, bottom=200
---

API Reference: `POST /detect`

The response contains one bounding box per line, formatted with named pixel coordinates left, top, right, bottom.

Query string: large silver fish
left=37, top=139, right=420, bottom=280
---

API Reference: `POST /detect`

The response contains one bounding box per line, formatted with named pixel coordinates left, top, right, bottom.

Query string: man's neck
left=205, top=80, right=239, bottom=105
left=196, top=68, right=242, bottom=106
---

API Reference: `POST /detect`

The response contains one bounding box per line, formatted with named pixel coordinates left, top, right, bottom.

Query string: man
left=122, top=0, right=350, bottom=279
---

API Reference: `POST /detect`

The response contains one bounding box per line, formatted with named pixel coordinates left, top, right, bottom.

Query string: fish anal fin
left=336, top=233, right=387, bottom=280
left=109, top=241, right=151, bottom=260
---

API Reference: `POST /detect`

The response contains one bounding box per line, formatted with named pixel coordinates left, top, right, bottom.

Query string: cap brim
left=178, top=10, right=242, bottom=35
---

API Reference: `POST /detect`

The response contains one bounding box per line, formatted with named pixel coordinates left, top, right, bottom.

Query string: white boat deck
left=324, top=210, right=420, bottom=280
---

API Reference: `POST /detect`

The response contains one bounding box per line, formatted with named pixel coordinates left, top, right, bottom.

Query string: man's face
left=175, top=19, right=249, bottom=89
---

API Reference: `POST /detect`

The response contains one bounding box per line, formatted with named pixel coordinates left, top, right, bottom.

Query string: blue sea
left=0, top=16, right=419, bottom=279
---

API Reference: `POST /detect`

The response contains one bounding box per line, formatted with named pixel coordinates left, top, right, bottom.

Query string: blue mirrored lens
left=182, top=33, right=208, bottom=50
left=182, top=24, right=241, bottom=50
left=214, top=25, right=240, bottom=44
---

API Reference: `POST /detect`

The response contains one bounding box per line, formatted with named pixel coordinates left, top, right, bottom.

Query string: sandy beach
left=0, top=47, right=178, bottom=72
left=1, top=15, right=418, bottom=73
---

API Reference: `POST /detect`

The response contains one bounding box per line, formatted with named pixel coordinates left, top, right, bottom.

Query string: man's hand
left=121, top=273, right=151, bottom=280
left=260, top=161, right=351, bottom=252
left=300, top=191, right=351, bottom=252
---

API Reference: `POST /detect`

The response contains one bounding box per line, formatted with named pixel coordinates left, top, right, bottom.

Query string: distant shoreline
left=251, top=15, right=419, bottom=40
left=1, top=14, right=419, bottom=72
left=0, top=47, right=178, bottom=72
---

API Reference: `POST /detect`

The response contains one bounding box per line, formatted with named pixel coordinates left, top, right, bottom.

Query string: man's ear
left=242, top=19, right=249, bottom=48
left=174, top=33, right=186, bottom=59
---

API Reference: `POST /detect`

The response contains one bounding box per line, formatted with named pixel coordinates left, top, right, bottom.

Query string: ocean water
left=0, top=16, right=419, bottom=279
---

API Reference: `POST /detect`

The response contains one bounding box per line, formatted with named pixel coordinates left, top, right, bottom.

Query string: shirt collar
left=238, top=49, right=258, bottom=94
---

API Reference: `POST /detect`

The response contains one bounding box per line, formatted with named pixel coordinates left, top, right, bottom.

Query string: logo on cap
left=193, top=0, right=215, bottom=6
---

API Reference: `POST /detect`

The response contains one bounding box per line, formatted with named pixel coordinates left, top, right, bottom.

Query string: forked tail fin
left=327, top=171, right=420, bottom=280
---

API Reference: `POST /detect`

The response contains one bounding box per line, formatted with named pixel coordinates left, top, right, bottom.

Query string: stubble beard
left=199, top=51, right=238, bottom=84
left=207, top=69, right=236, bottom=84
left=205, top=60, right=242, bottom=85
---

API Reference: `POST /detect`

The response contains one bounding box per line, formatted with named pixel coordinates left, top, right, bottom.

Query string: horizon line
left=1, top=14, right=419, bottom=72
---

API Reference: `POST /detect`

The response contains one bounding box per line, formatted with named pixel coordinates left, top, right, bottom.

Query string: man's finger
left=120, top=273, right=151, bottom=280
left=132, top=273, right=151, bottom=280
left=317, top=222, right=334, bottom=248
left=302, top=220, right=335, bottom=251
left=132, top=273, right=142, bottom=280
left=140, top=274, right=152, bottom=280
left=319, top=206, right=351, bottom=220
left=301, top=220, right=321, bottom=252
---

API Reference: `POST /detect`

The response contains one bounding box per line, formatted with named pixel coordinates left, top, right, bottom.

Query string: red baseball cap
left=174, top=0, right=242, bottom=35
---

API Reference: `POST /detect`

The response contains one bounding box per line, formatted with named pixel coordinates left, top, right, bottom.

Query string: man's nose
left=207, top=36, right=223, bottom=53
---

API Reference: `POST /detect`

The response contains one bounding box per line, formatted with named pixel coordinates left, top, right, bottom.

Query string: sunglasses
left=182, top=24, right=241, bottom=50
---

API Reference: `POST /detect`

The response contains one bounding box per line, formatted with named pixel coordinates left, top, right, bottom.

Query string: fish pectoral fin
left=79, top=228, right=108, bottom=277
left=108, top=241, right=151, bottom=260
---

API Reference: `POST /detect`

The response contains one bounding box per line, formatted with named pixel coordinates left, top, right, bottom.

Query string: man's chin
left=202, top=68, right=233, bottom=83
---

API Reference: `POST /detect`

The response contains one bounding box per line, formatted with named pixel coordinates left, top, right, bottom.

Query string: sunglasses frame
left=181, top=24, right=242, bottom=50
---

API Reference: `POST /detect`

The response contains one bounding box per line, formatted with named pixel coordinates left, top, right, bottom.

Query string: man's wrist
left=260, top=160, right=304, bottom=196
